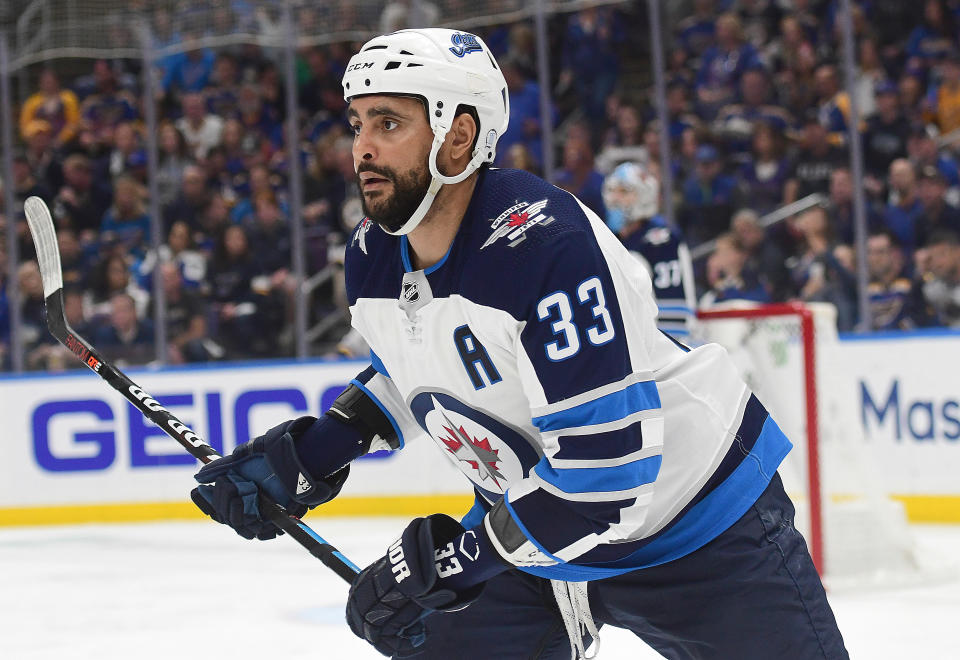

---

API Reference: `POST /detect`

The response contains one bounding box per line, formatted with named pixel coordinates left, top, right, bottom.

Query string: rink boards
left=0, top=330, right=958, bottom=526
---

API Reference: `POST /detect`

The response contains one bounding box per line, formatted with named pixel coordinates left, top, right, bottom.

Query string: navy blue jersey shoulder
left=452, top=168, right=614, bottom=322
left=344, top=217, right=405, bottom=306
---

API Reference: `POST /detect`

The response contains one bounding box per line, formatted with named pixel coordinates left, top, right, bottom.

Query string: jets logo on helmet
left=341, top=29, right=510, bottom=236
left=449, top=33, right=483, bottom=58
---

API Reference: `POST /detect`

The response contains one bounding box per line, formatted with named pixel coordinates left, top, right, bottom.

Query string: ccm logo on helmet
left=346, top=61, right=374, bottom=72
left=449, top=32, right=482, bottom=58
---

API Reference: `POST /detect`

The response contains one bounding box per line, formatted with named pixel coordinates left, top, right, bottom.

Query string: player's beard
left=357, top=162, right=432, bottom=233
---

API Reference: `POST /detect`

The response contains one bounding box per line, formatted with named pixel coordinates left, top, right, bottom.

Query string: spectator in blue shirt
left=101, top=175, right=151, bottom=257
left=695, top=13, right=760, bottom=119
left=162, top=43, right=216, bottom=95
left=559, top=7, right=624, bottom=124
left=494, top=57, right=547, bottom=169
left=680, top=144, right=738, bottom=246
left=884, top=158, right=925, bottom=252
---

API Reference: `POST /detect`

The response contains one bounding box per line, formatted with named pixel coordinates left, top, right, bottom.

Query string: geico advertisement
left=845, top=333, right=960, bottom=494
left=0, top=360, right=468, bottom=508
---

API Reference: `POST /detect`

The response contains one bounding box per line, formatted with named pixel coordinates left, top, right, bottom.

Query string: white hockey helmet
left=341, top=28, right=510, bottom=235
left=602, top=162, right=660, bottom=222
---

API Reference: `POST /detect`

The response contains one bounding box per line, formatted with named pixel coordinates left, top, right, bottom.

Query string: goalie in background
left=602, top=162, right=697, bottom=340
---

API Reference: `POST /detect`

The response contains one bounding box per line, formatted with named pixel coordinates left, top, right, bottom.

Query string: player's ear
left=447, top=111, right=477, bottom=162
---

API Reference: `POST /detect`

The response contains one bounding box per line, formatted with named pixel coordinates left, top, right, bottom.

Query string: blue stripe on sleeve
left=349, top=378, right=405, bottom=449
left=532, top=380, right=661, bottom=432
left=534, top=454, right=662, bottom=494
left=369, top=350, right=389, bottom=377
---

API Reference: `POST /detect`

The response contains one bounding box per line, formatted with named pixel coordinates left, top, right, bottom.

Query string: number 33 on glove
left=346, top=514, right=505, bottom=657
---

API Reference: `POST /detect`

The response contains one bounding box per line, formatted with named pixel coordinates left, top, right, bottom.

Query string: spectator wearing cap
left=866, top=229, right=927, bottom=330
left=18, top=68, right=80, bottom=149
left=695, top=13, right=761, bottom=119
left=679, top=144, right=737, bottom=246
left=919, top=230, right=960, bottom=326
left=785, top=113, right=847, bottom=203
left=863, top=80, right=911, bottom=178
left=21, top=118, right=62, bottom=193
left=930, top=51, right=960, bottom=134
left=884, top=158, right=925, bottom=252
left=916, top=165, right=960, bottom=248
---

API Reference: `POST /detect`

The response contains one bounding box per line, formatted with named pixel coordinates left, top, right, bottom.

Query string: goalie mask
left=342, top=29, right=510, bottom=235
left=602, top=162, right=660, bottom=233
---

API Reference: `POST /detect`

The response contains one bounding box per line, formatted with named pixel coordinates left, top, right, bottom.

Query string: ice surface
left=1, top=518, right=957, bottom=659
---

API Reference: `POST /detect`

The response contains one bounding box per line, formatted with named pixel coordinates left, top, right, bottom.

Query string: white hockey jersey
left=344, top=167, right=791, bottom=581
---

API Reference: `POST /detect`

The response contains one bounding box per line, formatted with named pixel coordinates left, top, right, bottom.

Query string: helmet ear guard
left=342, top=29, right=510, bottom=236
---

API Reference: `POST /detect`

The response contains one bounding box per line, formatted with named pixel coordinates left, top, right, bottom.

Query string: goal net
left=696, top=302, right=920, bottom=587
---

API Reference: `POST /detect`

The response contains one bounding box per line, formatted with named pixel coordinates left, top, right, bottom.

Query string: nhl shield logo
left=402, top=281, right=420, bottom=303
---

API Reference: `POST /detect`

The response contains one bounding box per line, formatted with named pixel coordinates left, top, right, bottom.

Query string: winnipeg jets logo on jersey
left=351, top=217, right=373, bottom=255
left=644, top=226, right=672, bottom=246
left=481, top=198, right=552, bottom=249
left=410, top=391, right=541, bottom=502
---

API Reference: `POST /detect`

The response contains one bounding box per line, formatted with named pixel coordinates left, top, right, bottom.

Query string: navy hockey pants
left=401, top=473, right=848, bottom=659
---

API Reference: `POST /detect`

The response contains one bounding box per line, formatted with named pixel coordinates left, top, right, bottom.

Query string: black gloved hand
left=191, top=416, right=349, bottom=540
left=346, top=514, right=484, bottom=657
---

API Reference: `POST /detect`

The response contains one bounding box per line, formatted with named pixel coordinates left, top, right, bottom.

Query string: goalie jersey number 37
left=345, top=167, right=792, bottom=582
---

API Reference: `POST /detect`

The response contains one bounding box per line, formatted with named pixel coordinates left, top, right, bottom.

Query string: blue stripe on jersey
left=349, top=378, right=405, bottom=449
left=369, top=350, right=389, bottom=377
left=534, top=454, right=662, bottom=494
left=531, top=380, right=661, bottom=432
left=657, top=305, right=695, bottom=313
left=459, top=492, right=489, bottom=530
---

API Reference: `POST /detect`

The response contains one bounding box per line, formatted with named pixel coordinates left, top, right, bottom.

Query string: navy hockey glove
left=346, top=514, right=488, bottom=658
left=191, top=416, right=350, bottom=540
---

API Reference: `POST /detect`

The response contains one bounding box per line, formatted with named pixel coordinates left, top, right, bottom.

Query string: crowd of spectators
left=626, top=0, right=960, bottom=333
left=2, top=0, right=960, bottom=374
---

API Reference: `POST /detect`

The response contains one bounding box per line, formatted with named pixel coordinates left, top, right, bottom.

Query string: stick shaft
left=47, top=290, right=360, bottom=581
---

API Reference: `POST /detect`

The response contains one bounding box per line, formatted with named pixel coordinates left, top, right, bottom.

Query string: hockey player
left=191, top=29, right=847, bottom=659
left=602, top=162, right=697, bottom=339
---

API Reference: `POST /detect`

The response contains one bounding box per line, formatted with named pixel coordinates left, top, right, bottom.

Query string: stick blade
left=23, top=196, right=63, bottom=298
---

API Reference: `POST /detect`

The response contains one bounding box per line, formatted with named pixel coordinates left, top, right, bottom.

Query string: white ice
left=1, top=518, right=958, bottom=659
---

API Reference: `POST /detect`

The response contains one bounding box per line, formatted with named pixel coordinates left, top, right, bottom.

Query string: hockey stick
left=23, top=196, right=360, bottom=584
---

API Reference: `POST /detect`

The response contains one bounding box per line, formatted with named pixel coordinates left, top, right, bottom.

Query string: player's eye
left=349, top=123, right=361, bottom=136
left=383, top=119, right=398, bottom=131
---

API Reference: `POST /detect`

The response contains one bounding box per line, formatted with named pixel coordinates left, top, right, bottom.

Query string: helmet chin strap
left=382, top=133, right=486, bottom=237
